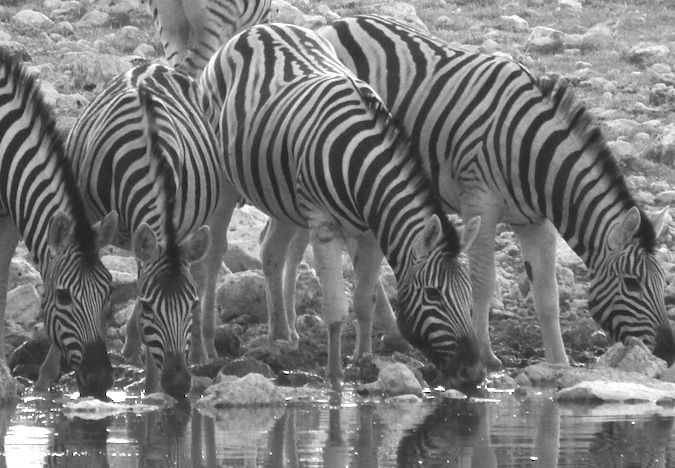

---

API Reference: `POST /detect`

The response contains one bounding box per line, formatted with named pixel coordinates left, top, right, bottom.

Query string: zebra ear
left=48, top=210, right=73, bottom=254
left=647, top=207, right=670, bottom=239
left=412, top=214, right=443, bottom=260
left=608, top=206, right=641, bottom=251
left=459, top=216, right=481, bottom=253
left=132, top=223, right=160, bottom=264
left=94, top=211, right=119, bottom=248
left=180, top=225, right=211, bottom=264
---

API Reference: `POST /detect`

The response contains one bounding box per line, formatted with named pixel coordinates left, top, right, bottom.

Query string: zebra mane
left=0, top=48, right=99, bottom=261
left=355, top=83, right=462, bottom=256
left=137, top=84, right=183, bottom=272
left=537, top=76, right=656, bottom=252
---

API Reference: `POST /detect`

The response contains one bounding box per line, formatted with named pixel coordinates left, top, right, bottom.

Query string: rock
left=223, top=243, right=261, bottom=272
left=562, top=33, right=583, bottom=50
left=372, top=3, right=429, bottom=35
left=198, top=373, right=285, bottom=407
left=606, top=140, right=635, bottom=160
left=8, top=331, right=51, bottom=376
left=9, top=257, right=40, bottom=291
left=141, top=392, right=178, bottom=407
left=50, top=1, right=84, bottom=20
left=58, top=51, right=135, bottom=90
left=497, top=15, right=528, bottom=32
left=596, top=339, right=666, bottom=378
left=133, top=43, right=156, bottom=58
left=6, top=284, right=40, bottom=328
left=480, top=39, right=500, bottom=54
left=626, top=44, right=671, bottom=66
left=293, top=264, right=322, bottom=315
left=557, top=380, right=675, bottom=403
left=0, top=363, right=18, bottom=403
left=214, top=324, right=242, bottom=357
left=649, top=83, right=675, bottom=107
left=378, top=362, right=423, bottom=397
left=275, top=370, right=324, bottom=387
left=76, top=10, right=110, bottom=28
left=269, top=0, right=305, bottom=25
left=558, top=0, right=582, bottom=10
left=114, top=25, right=144, bottom=53
left=112, top=303, right=134, bottom=328
left=189, top=375, right=213, bottom=395
left=0, top=28, right=10, bottom=41
left=12, top=10, right=54, bottom=27
left=216, top=270, right=267, bottom=322
left=490, top=373, right=519, bottom=390
left=315, top=4, right=340, bottom=22
left=191, top=358, right=228, bottom=379
left=218, top=357, right=275, bottom=379
left=526, top=26, right=564, bottom=54
left=385, top=394, right=422, bottom=404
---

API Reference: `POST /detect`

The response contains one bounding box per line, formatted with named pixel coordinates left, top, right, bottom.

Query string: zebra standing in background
left=307, top=15, right=674, bottom=368
left=58, top=64, right=223, bottom=398
left=146, top=0, right=271, bottom=78
left=200, top=23, right=486, bottom=390
left=0, top=50, right=119, bottom=399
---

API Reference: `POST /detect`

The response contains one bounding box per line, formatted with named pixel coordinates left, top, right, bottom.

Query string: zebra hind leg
left=261, top=218, right=299, bottom=344
left=35, top=344, right=61, bottom=392
left=310, top=226, right=349, bottom=389
left=512, top=220, right=569, bottom=365
left=0, top=219, right=19, bottom=398
left=282, top=227, right=311, bottom=346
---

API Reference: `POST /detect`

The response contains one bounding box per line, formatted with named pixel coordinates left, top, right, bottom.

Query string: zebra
left=288, top=15, right=674, bottom=368
left=61, top=64, right=222, bottom=398
left=199, top=23, right=486, bottom=390
left=146, top=0, right=271, bottom=78
left=0, top=49, right=119, bottom=399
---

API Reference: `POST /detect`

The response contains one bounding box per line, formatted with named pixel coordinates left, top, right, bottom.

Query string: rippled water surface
left=2, top=387, right=675, bottom=467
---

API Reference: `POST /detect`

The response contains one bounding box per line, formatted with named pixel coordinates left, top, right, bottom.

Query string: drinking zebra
left=146, top=0, right=270, bottom=78
left=0, top=49, right=118, bottom=399
left=199, top=23, right=485, bottom=390
left=59, top=64, right=223, bottom=398
left=310, top=15, right=675, bottom=367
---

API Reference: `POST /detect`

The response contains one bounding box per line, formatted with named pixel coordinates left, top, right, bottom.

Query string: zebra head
left=397, top=215, right=486, bottom=392
left=133, top=223, right=211, bottom=399
left=43, top=210, right=119, bottom=399
left=589, top=206, right=675, bottom=366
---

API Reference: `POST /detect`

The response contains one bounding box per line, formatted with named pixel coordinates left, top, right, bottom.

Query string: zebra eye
left=425, top=288, right=443, bottom=301
left=624, top=277, right=642, bottom=294
left=55, top=289, right=72, bottom=307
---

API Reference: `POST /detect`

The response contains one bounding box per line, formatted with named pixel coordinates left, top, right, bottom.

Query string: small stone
left=198, top=373, right=285, bottom=407
left=76, top=10, right=110, bottom=28
left=12, top=10, right=53, bottom=27
left=378, top=362, right=423, bottom=397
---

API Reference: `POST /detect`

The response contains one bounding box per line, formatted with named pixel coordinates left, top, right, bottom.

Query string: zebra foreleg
left=0, top=220, right=20, bottom=397
left=311, top=226, right=349, bottom=390
left=346, top=234, right=383, bottom=361
left=121, top=300, right=144, bottom=367
left=197, top=188, right=238, bottom=362
left=282, top=227, right=311, bottom=346
left=261, top=219, right=298, bottom=344
left=512, top=220, right=568, bottom=365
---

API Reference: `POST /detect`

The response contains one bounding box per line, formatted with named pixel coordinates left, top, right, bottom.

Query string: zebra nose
left=457, top=362, right=487, bottom=387
left=77, top=338, right=114, bottom=399
left=160, top=351, right=192, bottom=399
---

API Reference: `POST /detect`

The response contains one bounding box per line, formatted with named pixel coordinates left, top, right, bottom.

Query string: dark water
left=2, top=387, right=675, bottom=467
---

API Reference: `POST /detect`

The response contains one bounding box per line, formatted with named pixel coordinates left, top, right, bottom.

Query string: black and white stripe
left=317, top=15, right=675, bottom=366
left=0, top=49, right=118, bottom=398
left=200, top=23, right=485, bottom=389
left=64, top=63, right=221, bottom=398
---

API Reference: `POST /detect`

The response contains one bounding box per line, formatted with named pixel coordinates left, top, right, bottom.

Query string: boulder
left=6, top=284, right=40, bottom=328
left=626, top=44, right=671, bottom=66
left=557, top=380, right=675, bottom=403
left=378, top=362, right=423, bottom=397
left=497, top=15, right=528, bottom=32
left=602, top=118, right=640, bottom=139
left=596, top=339, right=666, bottom=378
left=269, top=0, right=305, bottom=25
left=76, top=10, right=110, bottom=28
left=223, top=243, right=261, bottom=273
left=606, top=140, right=635, bottom=161
left=526, top=26, right=564, bottom=54
left=218, top=357, right=275, bottom=379
left=216, top=270, right=267, bottom=323
left=198, top=373, right=285, bottom=407
left=9, top=257, right=40, bottom=291
left=113, top=25, right=144, bottom=53
left=12, top=10, right=54, bottom=27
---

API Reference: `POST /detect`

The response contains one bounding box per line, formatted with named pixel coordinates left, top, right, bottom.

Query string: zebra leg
left=346, top=234, right=383, bottom=361
left=463, top=204, right=503, bottom=371
left=261, top=219, right=298, bottom=344
left=372, top=281, right=409, bottom=351
left=512, top=221, right=569, bottom=365
left=144, top=345, right=160, bottom=394
left=282, top=227, right=310, bottom=346
left=122, top=301, right=144, bottom=367
left=310, top=226, right=348, bottom=389
left=0, top=220, right=20, bottom=396
left=197, top=187, right=238, bottom=363
left=35, top=344, right=61, bottom=391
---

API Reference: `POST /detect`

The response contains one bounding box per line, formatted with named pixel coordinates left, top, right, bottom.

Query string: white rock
left=9, top=257, right=41, bottom=291
left=269, top=0, right=305, bottom=25
left=197, top=373, right=285, bottom=407
left=316, top=4, right=340, bottom=22
left=558, top=0, right=582, bottom=10
left=76, top=10, right=110, bottom=27
left=526, top=26, right=564, bottom=53
left=133, top=43, right=155, bottom=58
left=374, top=3, right=429, bottom=35
left=114, top=25, right=144, bottom=53
left=378, top=362, right=423, bottom=397
left=602, top=118, right=640, bottom=139
left=627, top=43, right=671, bottom=65
left=12, top=10, right=54, bottom=27
left=557, top=380, right=675, bottom=402
left=606, top=140, right=635, bottom=160
left=6, top=284, right=40, bottom=328
left=497, top=15, right=528, bottom=32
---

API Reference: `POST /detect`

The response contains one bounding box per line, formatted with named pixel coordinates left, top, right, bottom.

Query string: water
left=2, top=387, right=675, bottom=467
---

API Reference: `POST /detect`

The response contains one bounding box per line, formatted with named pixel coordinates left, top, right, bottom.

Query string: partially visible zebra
left=60, top=64, right=223, bottom=398
left=301, top=15, right=674, bottom=367
left=0, top=49, right=118, bottom=399
left=146, top=0, right=271, bottom=78
left=200, top=23, right=485, bottom=390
